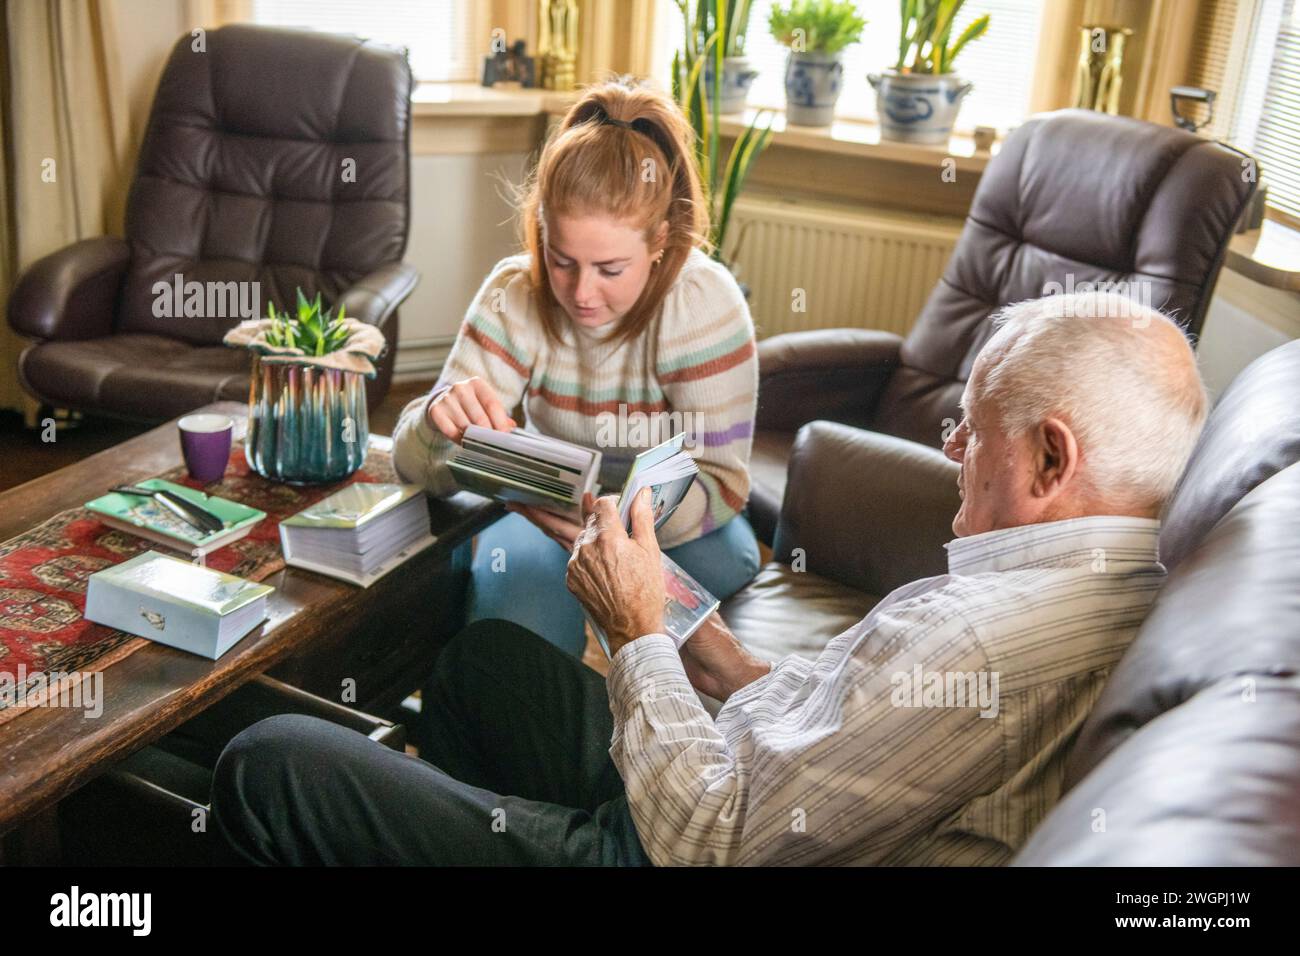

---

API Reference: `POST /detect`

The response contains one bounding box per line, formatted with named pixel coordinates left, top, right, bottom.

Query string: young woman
left=392, top=78, right=760, bottom=658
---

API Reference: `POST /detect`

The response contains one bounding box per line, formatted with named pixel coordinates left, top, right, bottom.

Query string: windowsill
left=411, top=81, right=573, bottom=117
left=1226, top=219, right=1300, bottom=293
left=718, top=109, right=995, bottom=172
left=411, top=82, right=995, bottom=171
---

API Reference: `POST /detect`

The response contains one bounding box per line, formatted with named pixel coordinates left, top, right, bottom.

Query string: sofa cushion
left=1062, top=461, right=1300, bottom=788
left=720, top=561, right=877, bottom=662
left=774, top=422, right=959, bottom=597
left=1160, top=338, right=1300, bottom=571
left=1014, top=673, right=1300, bottom=865
left=19, top=333, right=251, bottom=421
left=747, top=428, right=795, bottom=545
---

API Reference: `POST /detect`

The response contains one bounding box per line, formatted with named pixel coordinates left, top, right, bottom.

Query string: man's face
left=943, top=354, right=1038, bottom=537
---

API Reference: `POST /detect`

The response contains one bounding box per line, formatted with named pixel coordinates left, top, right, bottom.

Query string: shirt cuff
left=717, top=653, right=804, bottom=714
left=606, top=633, right=697, bottom=725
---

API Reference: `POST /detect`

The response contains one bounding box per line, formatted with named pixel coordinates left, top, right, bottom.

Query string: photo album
left=447, top=425, right=602, bottom=522
left=279, top=483, right=436, bottom=588
left=585, top=432, right=720, bottom=658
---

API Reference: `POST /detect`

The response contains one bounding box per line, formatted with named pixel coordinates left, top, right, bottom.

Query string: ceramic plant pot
left=245, top=356, right=369, bottom=484
left=784, top=50, right=844, bottom=127
left=869, top=69, right=973, bottom=145
left=704, top=55, right=760, bottom=113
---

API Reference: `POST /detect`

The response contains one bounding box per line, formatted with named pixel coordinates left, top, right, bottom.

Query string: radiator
left=722, top=197, right=964, bottom=339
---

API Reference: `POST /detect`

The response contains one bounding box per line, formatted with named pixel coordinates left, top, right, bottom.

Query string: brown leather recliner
left=747, top=109, right=1258, bottom=544
left=8, top=25, right=418, bottom=422
left=721, top=338, right=1300, bottom=864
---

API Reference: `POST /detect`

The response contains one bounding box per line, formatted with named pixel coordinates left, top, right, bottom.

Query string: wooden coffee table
left=0, top=401, right=502, bottom=856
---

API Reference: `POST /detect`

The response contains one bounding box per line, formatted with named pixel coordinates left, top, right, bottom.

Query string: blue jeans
left=467, top=511, right=762, bottom=657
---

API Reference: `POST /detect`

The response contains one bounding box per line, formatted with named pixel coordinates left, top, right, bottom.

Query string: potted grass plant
left=770, top=0, right=867, bottom=127
left=224, top=289, right=386, bottom=484
left=870, top=0, right=990, bottom=144
left=672, top=0, right=775, bottom=269
left=698, top=0, right=760, bottom=114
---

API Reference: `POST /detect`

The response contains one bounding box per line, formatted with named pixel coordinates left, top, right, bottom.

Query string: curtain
left=577, top=0, right=660, bottom=85
left=1028, top=0, right=1207, bottom=125
left=0, top=0, right=200, bottom=416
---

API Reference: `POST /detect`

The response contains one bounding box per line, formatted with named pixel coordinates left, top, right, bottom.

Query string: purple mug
left=178, top=413, right=233, bottom=483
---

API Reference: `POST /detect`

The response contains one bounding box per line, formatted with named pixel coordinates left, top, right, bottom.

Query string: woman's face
left=543, top=213, right=665, bottom=329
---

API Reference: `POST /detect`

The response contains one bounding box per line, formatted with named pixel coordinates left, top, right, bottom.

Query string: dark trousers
left=211, top=619, right=652, bottom=865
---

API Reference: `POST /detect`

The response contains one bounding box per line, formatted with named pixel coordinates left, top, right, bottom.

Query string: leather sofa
left=720, top=338, right=1300, bottom=864
left=747, top=109, right=1258, bottom=544
left=8, top=25, right=417, bottom=422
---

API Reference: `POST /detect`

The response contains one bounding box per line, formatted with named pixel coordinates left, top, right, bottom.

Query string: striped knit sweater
left=391, top=248, right=758, bottom=550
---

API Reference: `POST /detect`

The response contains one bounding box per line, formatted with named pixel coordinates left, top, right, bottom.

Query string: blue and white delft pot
left=784, top=51, right=843, bottom=127
left=869, top=70, right=973, bottom=145
left=704, top=56, right=760, bottom=114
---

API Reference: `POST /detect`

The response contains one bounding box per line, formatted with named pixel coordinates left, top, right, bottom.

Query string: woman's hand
left=426, top=376, right=516, bottom=443
left=506, top=492, right=594, bottom=551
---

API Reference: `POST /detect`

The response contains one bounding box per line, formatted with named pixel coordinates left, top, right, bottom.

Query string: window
left=1230, top=0, right=1300, bottom=222
left=250, top=0, right=484, bottom=83
left=661, top=0, right=1043, bottom=133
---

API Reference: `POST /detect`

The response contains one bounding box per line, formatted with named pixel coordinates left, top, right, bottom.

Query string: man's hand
left=506, top=493, right=593, bottom=551
left=566, top=489, right=664, bottom=656
left=679, top=612, right=773, bottom=703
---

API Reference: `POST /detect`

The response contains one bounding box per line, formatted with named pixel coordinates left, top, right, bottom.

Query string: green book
left=85, top=480, right=266, bottom=558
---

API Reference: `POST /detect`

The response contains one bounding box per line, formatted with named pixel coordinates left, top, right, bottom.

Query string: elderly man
left=212, top=291, right=1207, bottom=866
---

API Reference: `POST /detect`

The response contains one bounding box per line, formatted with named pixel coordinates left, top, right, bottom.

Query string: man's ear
left=1032, top=417, right=1080, bottom=498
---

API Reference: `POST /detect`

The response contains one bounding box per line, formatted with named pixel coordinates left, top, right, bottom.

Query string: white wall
left=396, top=152, right=531, bottom=380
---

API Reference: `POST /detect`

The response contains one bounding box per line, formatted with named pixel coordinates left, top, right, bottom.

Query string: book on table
left=279, top=483, right=436, bottom=588
left=84, top=479, right=266, bottom=558
left=446, top=425, right=602, bottom=523
left=84, top=550, right=274, bottom=660
left=583, top=433, right=720, bottom=658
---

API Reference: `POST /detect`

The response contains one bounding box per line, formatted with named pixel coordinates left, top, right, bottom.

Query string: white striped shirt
left=607, top=516, right=1165, bottom=866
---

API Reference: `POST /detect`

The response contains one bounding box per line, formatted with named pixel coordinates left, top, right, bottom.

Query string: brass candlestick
left=1074, top=25, right=1133, bottom=115
left=539, top=0, right=579, bottom=91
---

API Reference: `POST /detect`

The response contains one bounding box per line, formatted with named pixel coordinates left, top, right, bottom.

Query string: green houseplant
left=224, top=289, right=386, bottom=484
left=869, top=0, right=991, bottom=144
left=698, top=0, right=760, bottom=113
left=770, top=0, right=867, bottom=127
left=672, top=0, right=775, bottom=268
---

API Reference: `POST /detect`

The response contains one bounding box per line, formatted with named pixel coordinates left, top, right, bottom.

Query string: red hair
left=517, top=77, right=711, bottom=347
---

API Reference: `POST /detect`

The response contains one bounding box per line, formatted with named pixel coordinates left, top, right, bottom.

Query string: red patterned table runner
left=0, top=442, right=398, bottom=724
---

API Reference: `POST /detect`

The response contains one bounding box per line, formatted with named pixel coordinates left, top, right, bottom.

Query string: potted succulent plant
left=769, top=0, right=867, bottom=127
left=697, top=0, right=760, bottom=114
left=870, top=0, right=990, bottom=144
left=224, top=290, right=386, bottom=484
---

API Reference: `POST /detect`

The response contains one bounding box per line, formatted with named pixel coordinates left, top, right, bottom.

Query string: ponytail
left=517, top=76, right=710, bottom=347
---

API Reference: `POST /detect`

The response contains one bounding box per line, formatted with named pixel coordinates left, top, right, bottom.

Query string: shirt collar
left=944, top=515, right=1162, bottom=575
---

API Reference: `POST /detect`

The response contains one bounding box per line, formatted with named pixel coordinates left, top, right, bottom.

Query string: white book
left=84, top=551, right=274, bottom=660
left=279, top=483, right=436, bottom=588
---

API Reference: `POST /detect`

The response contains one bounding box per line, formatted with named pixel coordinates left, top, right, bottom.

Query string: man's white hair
left=975, top=290, right=1208, bottom=511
